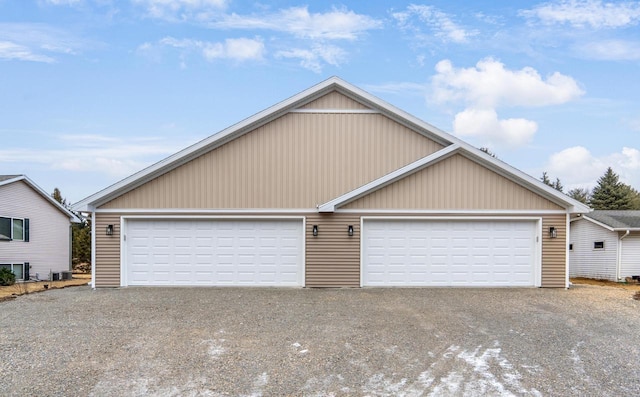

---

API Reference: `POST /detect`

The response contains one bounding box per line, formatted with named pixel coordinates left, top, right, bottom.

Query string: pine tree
left=72, top=219, right=92, bottom=270
left=479, top=147, right=498, bottom=158
left=541, top=172, right=551, bottom=186
left=567, top=188, right=590, bottom=204
left=589, top=167, right=633, bottom=210
left=540, top=172, right=563, bottom=192
left=52, top=187, right=67, bottom=207
left=51, top=188, right=92, bottom=270
left=622, top=185, right=640, bottom=210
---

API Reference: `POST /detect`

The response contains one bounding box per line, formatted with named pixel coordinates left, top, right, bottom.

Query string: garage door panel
left=363, top=219, right=537, bottom=287
left=125, top=219, right=303, bottom=286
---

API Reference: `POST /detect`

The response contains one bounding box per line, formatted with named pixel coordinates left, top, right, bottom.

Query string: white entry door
left=124, top=219, right=304, bottom=286
left=362, top=219, right=538, bottom=287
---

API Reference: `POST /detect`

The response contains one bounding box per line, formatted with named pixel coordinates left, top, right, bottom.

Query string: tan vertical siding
left=102, top=113, right=444, bottom=209
left=541, top=214, right=567, bottom=288
left=305, top=213, right=360, bottom=287
left=95, top=213, right=121, bottom=287
left=299, top=91, right=369, bottom=109
left=344, top=154, right=563, bottom=210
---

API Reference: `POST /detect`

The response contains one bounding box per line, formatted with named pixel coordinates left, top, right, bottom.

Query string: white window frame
left=0, top=263, right=25, bottom=280
left=0, top=216, right=25, bottom=241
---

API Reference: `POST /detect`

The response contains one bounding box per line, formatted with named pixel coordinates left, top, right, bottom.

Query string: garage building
left=72, top=77, right=589, bottom=288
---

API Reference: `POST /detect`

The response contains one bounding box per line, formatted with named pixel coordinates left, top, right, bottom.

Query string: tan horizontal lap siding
left=344, top=154, right=562, bottom=211
left=101, top=112, right=444, bottom=209
left=95, top=213, right=121, bottom=287
left=542, top=214, right=567, bottom=288
left=306, top=213, right=360, bottom=287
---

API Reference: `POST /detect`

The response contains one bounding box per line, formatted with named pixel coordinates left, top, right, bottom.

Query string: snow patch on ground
left=291, top=342, right=308, bottom=355
left=202, top=339, right=226, bottom=359
left=570, top=341, right=593, bottom=387
left=359, top=342, right=542, bottom=397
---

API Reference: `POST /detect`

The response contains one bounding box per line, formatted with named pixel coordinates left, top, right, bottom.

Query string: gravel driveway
left=1, top=285, right=639, bottom=396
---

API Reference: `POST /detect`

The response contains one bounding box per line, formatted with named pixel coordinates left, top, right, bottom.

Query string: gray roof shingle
left=0, top=175, right=21, bottom=182
left=585, top=210, right=640, bottom=229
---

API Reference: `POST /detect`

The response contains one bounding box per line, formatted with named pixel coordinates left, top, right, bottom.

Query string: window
left=594, top=241, right=604, bottom=250
left=0, top=218, right=10, bottom=240
left=12, top=219, right=24, bottom=241
left=0, top=263, right=24, bottom=280
left=0, top=217, right=28, bottom=241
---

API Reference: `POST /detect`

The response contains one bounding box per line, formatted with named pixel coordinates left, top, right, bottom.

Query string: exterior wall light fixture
left=106, top=224, right=114, bottom=236
left=312, top=225, right=318, bottom=237
left=348, top=225, right=354, bottom=236
left=549, top=227, right=557, bottom=239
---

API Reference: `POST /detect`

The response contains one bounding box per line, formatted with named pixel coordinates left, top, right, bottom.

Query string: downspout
left=617, top=230, right=630, bottom=281
left=565, top=213, right=571, bottom=289
left=91, top=211, right=96, bottom=289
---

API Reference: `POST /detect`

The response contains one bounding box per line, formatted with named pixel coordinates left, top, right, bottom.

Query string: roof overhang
left=71, top=76, right=593, bottom=215
left=578, top=214, right=640, bottom=232
left=318, top=144, right=460, bottom=212
left=0, top=175, right=81, bottom=223
left=318, top=143, right=592, bottom=214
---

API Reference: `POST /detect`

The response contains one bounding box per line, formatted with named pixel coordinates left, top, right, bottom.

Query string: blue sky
left=1, top=0, right=639, bottom=204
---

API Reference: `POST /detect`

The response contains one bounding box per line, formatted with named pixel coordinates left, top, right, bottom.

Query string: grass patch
left=0, top=275, right=90, bottom=301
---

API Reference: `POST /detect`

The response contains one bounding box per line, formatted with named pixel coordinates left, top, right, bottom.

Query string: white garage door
left=124, top=219, right=304, bottom=287
left=362, top=219, right=538, bottom=287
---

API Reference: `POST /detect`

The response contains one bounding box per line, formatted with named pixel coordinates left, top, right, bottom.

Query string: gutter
left=617, top=230, right=631, bottom=281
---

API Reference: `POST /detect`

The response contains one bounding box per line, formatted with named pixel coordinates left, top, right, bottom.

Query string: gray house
left=0, top=175, right=80, bottom=281
left=569, top=210, right=640, bottom=281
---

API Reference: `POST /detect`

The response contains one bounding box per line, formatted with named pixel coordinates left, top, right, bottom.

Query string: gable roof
left=580, top=210, right=640, bottom=231
left=0, top=175, right=81, bottom=223
left=72, top=76, right=591, bottom=214
left=0, top=175, right=20, bottom=183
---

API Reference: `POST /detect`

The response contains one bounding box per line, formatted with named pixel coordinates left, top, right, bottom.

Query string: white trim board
left=96, top=208, right=319, bottom=214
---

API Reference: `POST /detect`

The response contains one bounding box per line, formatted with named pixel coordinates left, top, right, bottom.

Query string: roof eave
left=1, top=175, right=81, bottom=223
left=72, top=77, right=352, bottom=211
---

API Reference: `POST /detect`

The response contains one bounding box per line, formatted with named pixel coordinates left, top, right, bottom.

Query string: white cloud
left=276, top=44, right=346, bottom=73
left=0, top=41, right=55, bottom=62
left=430, top=58, right=583, bottom=149
left=453, top=108, right=538, bottom=148
left=392, top=4, right=477, bottom=44
left=431, top=58, right=584, bottom=108
left=521, top=0, right=640, bottom=29
left=362, top=82, right=427, bottom=96
left=212, top=6, right=382, bottom=40
left=0, top=23, right=86, bottom=62
left=546, top=146, right=640, bottom=189
left=158, top=36, right=265, bottom=62
left=134, top=0, right=228, bottom=20
left=211, top=37, right=265, bottom=61
left=0, top=134, right=189, bottom=179
left=577, top=39, right=640, bottom=60
left=44, top=0, right=82, bottom=5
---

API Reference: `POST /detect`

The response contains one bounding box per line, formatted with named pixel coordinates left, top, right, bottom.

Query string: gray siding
left=0, top=181, right=71, bottom=279
left=569, top=219, right=618, bottom=280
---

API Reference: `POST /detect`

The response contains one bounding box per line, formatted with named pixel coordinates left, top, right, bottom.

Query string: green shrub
left=0, top=267, right=16, bottom=286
